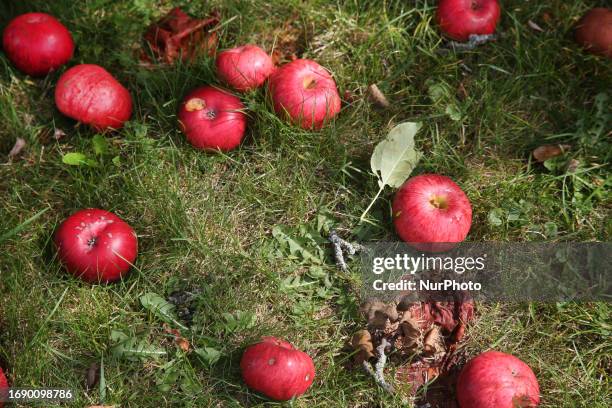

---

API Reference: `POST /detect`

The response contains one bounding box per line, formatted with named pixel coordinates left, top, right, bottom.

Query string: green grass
left=0, top=0, right=610, bottom=407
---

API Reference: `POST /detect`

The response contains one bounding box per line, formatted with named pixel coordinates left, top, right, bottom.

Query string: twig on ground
left=437, top=34, right=497, bottom=54
left=362, top=337, right=394, bottom=393
left=329, top=230, right=364, bottom=271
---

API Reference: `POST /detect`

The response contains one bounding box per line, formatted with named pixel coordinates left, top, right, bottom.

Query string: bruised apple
left=216, top=44, right=275, bottom=92
left=575, top=8, right=612, bottom=58
left=436, top=0, right=501, bottom=42
left=2, top=12, right=74, bottom=76
left=268, top=59, right=341, bottom=130
left=457, top=351, right=540, bottom=407
left=392, top=174, right=472, bottom=251
left=178, top=86, right=247, bottom=151
left=241, top=337, right=315, bottom=401
left=54, top=209, right=138, bottom=283
left=55, top=64, right=133, bottom=131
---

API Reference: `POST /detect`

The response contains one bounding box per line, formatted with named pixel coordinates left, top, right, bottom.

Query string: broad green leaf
left=62, top=152, right=97, bottom=167
left=370, top=122, right=422, bottom=189
left=362, top=122, right=422, bottom=221
left=110, top=330, right=166, bottom=360
left=488, top=208, right=504, bottom=227
left=195, top=347, right=221, bottom=366
left=140, top=292, right=188, bottom=331
left=272, top=226, right=322, bottom=264
left=91, top=134, right=109, bottom=155
left=99, top=357, right=106, bottom=402
left=445, top=104, right=463, bottom=121
left=112, top=155, right=121, bottom=166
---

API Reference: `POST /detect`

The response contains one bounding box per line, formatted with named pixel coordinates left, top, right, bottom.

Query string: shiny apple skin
left=2, top=12, right=74, bottom=77
left=55, top=64, right=133, bottom=131
left=457, top=351, right=540, bottom=407
left=241, top=336, right=315, bottom=401
left=216, top=44, right=275, bottom=92
left=178, top=86, right=247, bottom=151
left=392, top=174, right=472, bottom=251
left=268, top=59, right=341, bottom=130
left=54, top=209, right=138, bottom=283
left=436, top=0, right=501, bottom=42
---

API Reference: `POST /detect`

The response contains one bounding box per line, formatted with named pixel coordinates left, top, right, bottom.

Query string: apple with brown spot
left=240, top=337, right=315, bottom=401
left=457, top=350, right=540, bottom=407
left=54, top=208, right=138, bottom=283
left=178, top=86, right=247, bottom=151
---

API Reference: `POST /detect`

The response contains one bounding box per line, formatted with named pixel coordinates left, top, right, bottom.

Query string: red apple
left=436, top=0, right=501, bottom=42
left=575, top=8, right=612, bottom=59
left=457, top=351, right=540, bottom=407
left=55, top=64, right=133, bottom=131
left=241, top=337, right=315, bottom=401
left=268, top=59, right=341, bottom=130
left=178, top=86, right=247, bottom=151
left=2, top=12, right=74, bottom=77
left=54, top=209, right=138, bottom=283
left=392, top=174, right=472, bottom=251
left=0, top=367, right=8, bottom=408
left=216, top=44, right=275, bottom=92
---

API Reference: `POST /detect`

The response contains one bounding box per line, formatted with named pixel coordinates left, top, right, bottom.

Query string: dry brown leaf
left=567, top=159, right=580, bottom=173
left=351, top=330, right=375, bottom=363
left=423, top=325, right=443, bottom=356
left=367, top=84, right=390, bottom=109
left=532, top=144, right=571, bottom=162
left=163, top=325, right=191, bottom=352
left=54, top=128, right=67, bottom=140
left=8, top=137, right=26, bottom=158
left=142, top=7, right=220, bottom=65
left=528, top=20, right=544, bottom=32
left=399, top=316, right=420, bottom=349
left=86, top=362, right=99, bottom=391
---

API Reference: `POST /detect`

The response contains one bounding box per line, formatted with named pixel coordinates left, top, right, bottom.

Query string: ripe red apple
left=55, top=64, right=133, bottom=131
left=0, top=367, right=8, bottom=408
left=457, top=351, right=540, bottom=407
left=392, top=174, right=472, bottom=251
left=575, top=8, right=612, bottom=59
left=178, top=86, right=247, bottom=151
left=2, top=12, right=74, bottom=77
left=241, top=337, right=315, bottom=401
left=216, top=44, right=275, bottom=92
left=436, top=0, right=501, bottom=42
left=54, top=209, right=138, bottom=283
left=268, top=59, right=341, bottom=130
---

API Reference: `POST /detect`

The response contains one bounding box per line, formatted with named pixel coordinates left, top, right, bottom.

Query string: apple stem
left=88, top=237, right=97, bottom=248
left=360, top=186, right=384, bottom=223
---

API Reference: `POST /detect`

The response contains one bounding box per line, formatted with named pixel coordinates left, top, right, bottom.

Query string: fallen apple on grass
left=0, top=367, right=7, bottom=408
left=55, top=64, right=133, bottom=131
left=436, top=0, right=501, bottom=42
left=216, top=44, right=275, bottom=92
left=268, top=59, right=341, bottom=130
left=575, top=8, right=612, bottom=59
left=241, top=337, right=315, bottom=401
left=2, top=12, right=74, bottom=77
left=54, top=209, right=138, bottom=283
left=178, top=86, right=247, bottom=151
left=457, top=350, right=540, bottom=407
left=392, top=174, right=472, bottom=251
